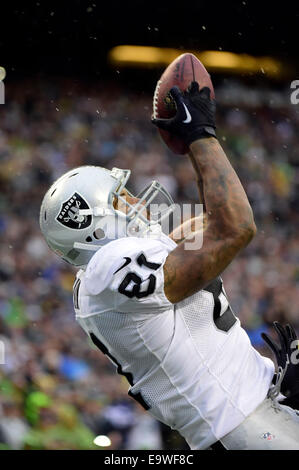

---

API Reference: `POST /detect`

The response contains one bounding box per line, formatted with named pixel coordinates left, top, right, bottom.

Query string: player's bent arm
left=163, top=137, right=256, bottom=304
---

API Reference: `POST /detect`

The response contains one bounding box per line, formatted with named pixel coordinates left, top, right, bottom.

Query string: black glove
left=152, top=81, right=217, bottom=146
left=261, top=321, right=299, bottom=397
left=279, top=391, right=299, bottom=409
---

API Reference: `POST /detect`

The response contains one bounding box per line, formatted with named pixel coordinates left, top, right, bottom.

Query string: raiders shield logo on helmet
left=56, top=192, right=92, bottom=229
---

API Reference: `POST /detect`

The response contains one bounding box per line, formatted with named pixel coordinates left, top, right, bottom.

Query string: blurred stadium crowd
left=0, top=78, right=298, bottom=449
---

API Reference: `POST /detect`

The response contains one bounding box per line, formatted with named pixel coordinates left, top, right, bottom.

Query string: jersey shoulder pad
left=83, top=235, right=176, bottom=311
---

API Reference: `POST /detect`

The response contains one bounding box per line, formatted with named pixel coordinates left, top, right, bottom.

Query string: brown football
left=153, top=53, right=215, bottom=155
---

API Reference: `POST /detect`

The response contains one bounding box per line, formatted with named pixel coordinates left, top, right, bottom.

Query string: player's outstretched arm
left=152, top=83, right=256, bottom=303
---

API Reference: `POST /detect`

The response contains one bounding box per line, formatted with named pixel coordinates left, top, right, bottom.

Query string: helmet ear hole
left=93, top=229, right=105, bottom=240
left=85, top=236, right=92, bottom=242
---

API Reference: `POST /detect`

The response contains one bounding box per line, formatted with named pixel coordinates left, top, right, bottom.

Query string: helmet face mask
left=40, top=165, right=175, bottom=267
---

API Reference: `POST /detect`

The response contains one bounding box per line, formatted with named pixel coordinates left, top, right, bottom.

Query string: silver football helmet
left=39, top=165, right=175, bottom=266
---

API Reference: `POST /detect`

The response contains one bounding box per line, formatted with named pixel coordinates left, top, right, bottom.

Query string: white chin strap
left=73, top=241, right=100, bottom=251
left=78, top=207, right=114, bottom=217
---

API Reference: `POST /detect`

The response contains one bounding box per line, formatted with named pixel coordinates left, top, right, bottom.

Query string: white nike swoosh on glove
left=182, top=103, right=192, bottom=123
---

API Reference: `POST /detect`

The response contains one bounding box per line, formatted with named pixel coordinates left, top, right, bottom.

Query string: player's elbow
left=219, top=208, right=257, bottom=250
left=240, top=222, right=256, bottom=246
left=214, top=203, right=257, bottom=249
left=233, top=215, right=257, bottom=248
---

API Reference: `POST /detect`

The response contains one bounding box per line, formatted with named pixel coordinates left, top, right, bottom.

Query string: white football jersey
left=74, top=232, right=275, bottom=450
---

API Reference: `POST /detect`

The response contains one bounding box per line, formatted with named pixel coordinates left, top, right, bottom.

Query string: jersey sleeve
left=83, top=233, right=177, bottom=313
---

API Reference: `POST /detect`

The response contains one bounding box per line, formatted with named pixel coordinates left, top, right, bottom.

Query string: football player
left=39, top=82, right=299, bottom=449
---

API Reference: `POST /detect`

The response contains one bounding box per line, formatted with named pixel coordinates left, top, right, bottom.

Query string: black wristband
left=185, top=126, right=217, bottom=146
